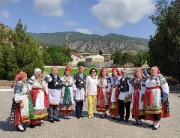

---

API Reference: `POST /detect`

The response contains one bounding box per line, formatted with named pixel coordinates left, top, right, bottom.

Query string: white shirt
left=86, top=76, right=98, bottom=95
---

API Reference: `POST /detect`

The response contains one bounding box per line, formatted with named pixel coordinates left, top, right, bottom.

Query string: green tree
left=112, top=50, right=123, bottom=66
left=0, top=20, right=44, bottom=79
left=149, top=0, right=180, bottom=81
left=0, top=24, right=18, bottom=79
left=42, top=46, right=71, bottom=65
left=99, top=49, right=103, bottom=55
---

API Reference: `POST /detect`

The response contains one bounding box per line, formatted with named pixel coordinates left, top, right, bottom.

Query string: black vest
left=74, top=73, right=87, bottom=90
left=48, top=74, right=62, bottom=89
left=119, top=77, right=129, bottom=92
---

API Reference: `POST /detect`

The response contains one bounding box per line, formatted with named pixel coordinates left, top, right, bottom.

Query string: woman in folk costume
left=144, top=66, right=170, bottom=130
left=10, top=71, right=30, bottom=132
left=96, top=68, right=111, bottom=118
left=109, top=68, right=121, bottom=119
left=59, top=66, right=75, bottom=119
left=27, top=68, right=49, bottom=127
left=130, top=68, right=146, bottom=125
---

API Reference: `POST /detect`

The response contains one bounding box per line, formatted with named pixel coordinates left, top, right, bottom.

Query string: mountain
left=28, top=32, right=149, bottom=53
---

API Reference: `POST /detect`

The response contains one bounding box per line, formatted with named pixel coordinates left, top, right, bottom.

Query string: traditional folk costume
left=109, top=68, right=121, bottom=118
left=74, top=73, right=87, bottom=118
left=118, top=75, right=132, bottom=122
left=144, top=66, right=170, bottom=130
left=10, top=71, right=30, bottom=132
left=27, top=68, right=49, bottom=126
left=130, top=69, right=146, bottom=125
left=45, top=73, right=62, bottom=122
left=59, top=67, right=75, bottom=119
left=96, top=68, right=111, bottom=118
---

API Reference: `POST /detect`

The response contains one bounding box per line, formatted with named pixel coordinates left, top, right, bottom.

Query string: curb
left=0, top=89, right=13, bottom=92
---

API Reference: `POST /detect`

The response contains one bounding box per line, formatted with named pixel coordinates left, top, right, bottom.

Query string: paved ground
left=0, top=91, right=180, bottom=138
left=0, top=68, right=180, bottom=138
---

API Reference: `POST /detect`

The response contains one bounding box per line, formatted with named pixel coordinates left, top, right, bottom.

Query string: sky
left=0, top=0, right=173, bottom=39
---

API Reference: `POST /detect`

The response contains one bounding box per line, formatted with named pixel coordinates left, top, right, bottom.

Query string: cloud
left=34, top=0, right=66, bottom=17
left=1, top=10, right=10, bottom=18
left=0, top=0, right=21, bottom=4
left=91, top=0, right=155, bottom=29
left=65, top=20, right=78, bottom=27
left=75, top=28, right=92, bottom=34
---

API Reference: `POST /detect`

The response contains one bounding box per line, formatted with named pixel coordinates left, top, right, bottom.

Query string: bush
left=77, top=61, right=85, bottom=67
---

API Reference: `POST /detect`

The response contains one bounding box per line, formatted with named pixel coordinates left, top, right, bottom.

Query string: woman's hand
left=19, top=101, right=24, bottom=108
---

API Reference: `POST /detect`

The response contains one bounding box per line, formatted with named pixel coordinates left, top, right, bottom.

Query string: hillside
left=28, top=32, right=149, bottom=53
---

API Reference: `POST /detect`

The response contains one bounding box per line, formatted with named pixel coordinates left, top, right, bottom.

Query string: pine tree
left=0, top=20, right=44, bottom=79
left=149, top=0, right=180, bottom=82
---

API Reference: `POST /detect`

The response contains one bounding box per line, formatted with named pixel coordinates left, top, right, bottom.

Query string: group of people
left=10, top=65, right=170, bottom=132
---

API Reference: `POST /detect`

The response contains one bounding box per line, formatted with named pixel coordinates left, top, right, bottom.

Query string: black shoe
left=134, top=120, right=142, bottom=125
left=80, top=115, right=84, bottom=118
left=112, top=117, right=117, bottom=120
left=152, top=125, right=160, bottom=130
left=36, top=123, right=42, bottom=126
left=150, top=124, right=155, bottom=128
left=125, top=119, right=128, bottom=122
left=117, top=118, right=124, bottom=122
left=133, top=121, right=138, bottom=125
left=101, top=114, right=105, bottom=118
left=77, top=116, right=80, bottom=119
left=49, top=120, right=54, bottom=123
left=29, top=124, right=36, bottom=128
left=16, top=126, right=26, bottom=132
left=54, top=119, right=60, bottom=122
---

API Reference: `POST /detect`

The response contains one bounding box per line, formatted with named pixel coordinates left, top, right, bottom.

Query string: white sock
left=18, top=124, right=24, bottom=130
left=152, top=121, right=156, bottom=125
left=154, top=121, right=160, bottom=128
left=102, top=112, right=106, bottom=116
left=64, top=114, right=67, bottom=118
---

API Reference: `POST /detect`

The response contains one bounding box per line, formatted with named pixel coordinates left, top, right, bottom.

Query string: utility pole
left=66, top=32, right=68, bottom=48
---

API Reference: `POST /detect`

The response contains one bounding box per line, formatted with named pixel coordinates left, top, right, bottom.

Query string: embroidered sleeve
left=14, top=82, right=23, bottom=103
left=158, top=74, right=169, bottom=94
left=128, top=79, right=134, bottom=94
left=44, top=74, right=52, bottom=83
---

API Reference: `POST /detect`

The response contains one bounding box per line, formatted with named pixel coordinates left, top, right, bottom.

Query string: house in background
left=85, top=55, right=113, bottom=68
left=70, top=53, right=85, bottom=67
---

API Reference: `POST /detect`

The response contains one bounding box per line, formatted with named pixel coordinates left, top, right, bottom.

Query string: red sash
left=133, top=90, right=139, bottom=119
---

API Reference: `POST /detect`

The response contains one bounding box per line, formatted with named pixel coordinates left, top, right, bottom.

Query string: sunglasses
left=91, top=71, right=96, bottom=73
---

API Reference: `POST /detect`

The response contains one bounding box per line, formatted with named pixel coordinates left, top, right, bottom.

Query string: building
left=70, top=53, right=85, bottom=67
left=85, top=55, right=113, bottom=68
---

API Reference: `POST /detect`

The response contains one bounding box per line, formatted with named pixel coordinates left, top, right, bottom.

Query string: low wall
left=85, top=61, right=113, bottom=68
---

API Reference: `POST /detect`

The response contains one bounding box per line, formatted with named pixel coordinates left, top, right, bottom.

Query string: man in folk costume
left=59, top=66, right=75, bottom=119
left=130, top=68, right=146, bottom=125
left=73, top=66, right=87, bottom=119
left=10, top=71, right=30, bottom=132
left=109, top=68, right=121, bottom=120
left=118, top=69, right=132, bottom=122
left=27, top=68, right=49, bottom=127
left=45, top=66, right=62, bottom=123
left=144, top=66, right=170, bottom=130
left=97, top=68, right=111, bottom=118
